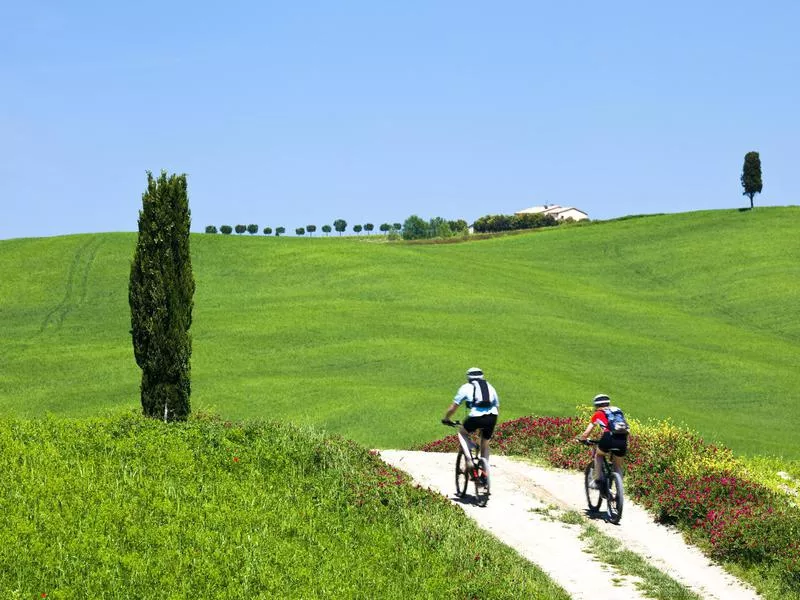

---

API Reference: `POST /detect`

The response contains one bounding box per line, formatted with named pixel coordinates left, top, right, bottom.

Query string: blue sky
left=2, top=1, right=798, bottom=239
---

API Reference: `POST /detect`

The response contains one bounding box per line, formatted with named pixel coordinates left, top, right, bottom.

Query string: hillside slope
left=1, top=208, right=798, bottom=456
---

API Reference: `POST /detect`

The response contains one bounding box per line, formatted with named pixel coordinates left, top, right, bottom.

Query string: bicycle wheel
left=455, top=450, right=469, bottom=497
left=584, top=464, right=602, bottom=511
left=474, top=457, right=490, bottom=507
left=606, top=471, right=624, bottom=523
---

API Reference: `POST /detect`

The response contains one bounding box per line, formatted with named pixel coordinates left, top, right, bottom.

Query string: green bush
left=220, top=225, right=232, bottom=234
left=402, top=215, right=428, bottom=240
left=205, top=225, right=217, bottom=233
left=472, top=212, right=558, bottom=233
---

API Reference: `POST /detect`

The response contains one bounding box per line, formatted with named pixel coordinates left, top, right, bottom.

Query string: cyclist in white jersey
left=442, top=367, right=500, bottom=474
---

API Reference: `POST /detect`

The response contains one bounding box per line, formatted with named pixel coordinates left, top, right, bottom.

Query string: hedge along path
left=379, top=451, right=761, bottom=600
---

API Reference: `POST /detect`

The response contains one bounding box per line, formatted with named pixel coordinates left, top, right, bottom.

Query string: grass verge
left=577, top=519, right=702, bottom=600
left=0, top=413, right=569, bottom=599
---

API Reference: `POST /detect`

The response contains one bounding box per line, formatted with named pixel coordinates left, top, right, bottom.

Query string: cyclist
left=441, top=367, right=500, bottom=479
left=576, top=393, right=628, bottom=494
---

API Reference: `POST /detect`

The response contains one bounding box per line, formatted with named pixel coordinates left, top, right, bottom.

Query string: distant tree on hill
left=129, top=171, right=194, bottom=422
left=402, top=215, right=429, bottom=240
left=333, top=219, right=347, bottom=235
left=220, top=225, right=233, bottom=235
left=235, top=224, right=246, bottom=234
left=205, top=225, right=218, bottom=233
left=263, top=227, right=272, bottom=235
left=247, top=224, right=258, bottom=234
left=392, top=223, right=402, bottom=231
left=322, top=225, right=332, bottom=236
left=295, top=227, right=305, bottom=236
left=306, top=225, right=316, bottom=236
left=364, top=223, right=374, bottom=235
left=448, top=219, right=468, bottom=233
left=275, top=227, right=286, bottom=236
left=741, top=151, right=763, bottom=209
left=353, top=224, right=363, bottom=234
left=429, top=217, right=452, bottom=238
left=379, top=223, right=391, bottom=234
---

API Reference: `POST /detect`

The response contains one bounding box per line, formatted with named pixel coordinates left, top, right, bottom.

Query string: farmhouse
left=515, top=204, right=589, bottom=222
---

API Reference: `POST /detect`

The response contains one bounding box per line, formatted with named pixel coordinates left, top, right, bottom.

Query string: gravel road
left=379, top=450, right=760, bottom=600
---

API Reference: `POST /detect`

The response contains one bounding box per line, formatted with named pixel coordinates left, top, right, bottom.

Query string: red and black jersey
left=591, top=409, right=611, bottom=433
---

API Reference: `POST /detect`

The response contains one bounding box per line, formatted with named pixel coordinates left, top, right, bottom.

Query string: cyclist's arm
left=444, top=385, right=470, bottom=421
left=577, top=422, right=595, bottom=441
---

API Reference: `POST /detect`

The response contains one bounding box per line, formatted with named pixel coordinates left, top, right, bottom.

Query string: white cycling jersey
left=453, top=380, right=499, bottom=418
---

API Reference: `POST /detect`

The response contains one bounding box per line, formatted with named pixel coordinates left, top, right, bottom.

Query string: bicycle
left=442, top=420, right=490, bottom=506
left=579, top=439, right=624, bottom=523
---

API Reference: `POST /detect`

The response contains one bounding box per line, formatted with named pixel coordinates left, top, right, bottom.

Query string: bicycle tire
left=606, top=471, right=624, bottom=523
left=584, top=464, right=602, bottom=511
left=455, top=450, right=469, bottom=497
left=474, top=457, right=490, bottom=507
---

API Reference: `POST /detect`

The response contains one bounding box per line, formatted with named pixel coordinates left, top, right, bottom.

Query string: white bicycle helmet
left=466, top=367, right=484, bottom=381
left=593, top=393, right=611, bottom=407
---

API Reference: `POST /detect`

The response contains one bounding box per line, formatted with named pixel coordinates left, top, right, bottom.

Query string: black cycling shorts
left=598, top=431, right=628, bottom=457
left=463, top=414, right=498, bottom=440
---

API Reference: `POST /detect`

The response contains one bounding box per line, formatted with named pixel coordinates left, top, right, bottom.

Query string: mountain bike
left=579, top=439, right=624, bottom=523
left=443, top=420, right=490, bottom=506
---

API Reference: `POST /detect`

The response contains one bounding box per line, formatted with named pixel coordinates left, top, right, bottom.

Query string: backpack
left=603, top=407, right=630, bottom=436
left=471, top=380, right=493, bottom=409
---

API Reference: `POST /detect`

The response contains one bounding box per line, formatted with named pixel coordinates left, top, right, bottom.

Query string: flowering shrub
left=417, top=414, right=800, bottom=591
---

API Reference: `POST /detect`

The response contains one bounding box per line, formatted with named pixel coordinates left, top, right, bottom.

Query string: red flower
left=233, top=456, right=240, bottom=463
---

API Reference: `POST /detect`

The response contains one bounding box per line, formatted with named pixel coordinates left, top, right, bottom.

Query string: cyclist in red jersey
left=576, top=394, right=628, bottom=491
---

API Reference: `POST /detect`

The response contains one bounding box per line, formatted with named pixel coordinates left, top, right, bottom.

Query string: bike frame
left=448, top=422, right=484, bottom=471
left=444, top=420, right=491, bottom=505
left=581, top=438, right=624, bottom=523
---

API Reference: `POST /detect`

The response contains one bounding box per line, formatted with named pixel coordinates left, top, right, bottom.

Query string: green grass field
left=0, top=414, right=569, bottom=599
left=1, top=207, right=798, bottom=457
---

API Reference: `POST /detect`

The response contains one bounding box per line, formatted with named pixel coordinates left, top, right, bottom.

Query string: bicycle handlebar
left=441, top=419, right=462, bottom=428
left=577, top=438, right=599, bottom=445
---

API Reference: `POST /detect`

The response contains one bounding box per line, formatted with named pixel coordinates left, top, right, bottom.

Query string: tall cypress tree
left=740, top=151, right=763, bottom=210
left=129, top=171, right=195, bottom=421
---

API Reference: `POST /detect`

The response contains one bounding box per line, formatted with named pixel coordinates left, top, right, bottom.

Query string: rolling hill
left=1, top=207, right=797, bottom=457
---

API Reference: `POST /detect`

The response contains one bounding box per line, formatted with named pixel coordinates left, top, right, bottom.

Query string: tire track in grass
left=40, top=237, right=102, bottom=332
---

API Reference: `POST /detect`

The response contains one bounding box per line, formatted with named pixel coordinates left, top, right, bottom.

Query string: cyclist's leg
left=594, top=449, right=607, bottom=483
left=478, top=414, right=497, bottom=476
left=459, top=421, right=477, bottom=451
left=611, top=436, right=627, bottom=476
left=479, top=434, right=490, bottom=474
left=457, top=427, right=476, bottom=455
left=596, top=432, right=615, bottom=483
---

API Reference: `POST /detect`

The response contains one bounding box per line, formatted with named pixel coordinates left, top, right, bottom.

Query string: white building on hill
left=515, top=204, right=589, bottom=221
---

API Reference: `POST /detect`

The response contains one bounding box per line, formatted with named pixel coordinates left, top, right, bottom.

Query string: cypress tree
left=129, top=171, right=195, bottom=421
left=740, top=151, right=763, bottom=209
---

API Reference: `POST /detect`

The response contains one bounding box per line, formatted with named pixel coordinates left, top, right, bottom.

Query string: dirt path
left=379, top=451, right=760, bottom=600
